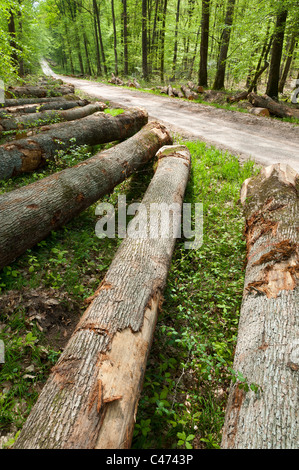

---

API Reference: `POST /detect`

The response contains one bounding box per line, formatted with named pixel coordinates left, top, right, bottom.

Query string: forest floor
left=42, top=61, right=299, bottom=172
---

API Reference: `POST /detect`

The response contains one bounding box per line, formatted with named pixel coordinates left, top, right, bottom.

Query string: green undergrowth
left=0, top=137, right=259, bottom=448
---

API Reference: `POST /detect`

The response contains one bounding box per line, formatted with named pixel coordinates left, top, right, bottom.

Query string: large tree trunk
left=12, top=144, right=190, bottom=449
left=0, top=121, right=172, bottom=272
left=5, top=85, right=75, bottom=99
left=0, top=102, right=107, bottom=133
left=198, top=0, right=210, bottom=87
left=142, top=0, right=148, bottom=80
left=248, top=92, right=299, bottom=119
left=278, top=34, right=297, bottom=94
left=221, top=163, right=299, bottom=449
left=171, top=0, right=181, bottom=79
left=213, top=0, right=236, bottom=90
left=0, top=108, right=148, bottom=180
left=0, top=100, right=89, bottom=119
left=266, top=9, right=288, bottom=99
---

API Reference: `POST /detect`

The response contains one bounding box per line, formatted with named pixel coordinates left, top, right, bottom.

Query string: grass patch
left=0, top=138, right=259, bottom=448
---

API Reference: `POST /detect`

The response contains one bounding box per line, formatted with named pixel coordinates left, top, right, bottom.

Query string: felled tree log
left=127, top=78, right=141, bottom=89
left=0, top=121, right=172, bottom=271
left=0, top=100, right=89, bottom=118
left=0, top=108, right=148, bottom=180
left=1, top=95, right=78, bottom=108
left=221, top=163, right=299, bottom=449
left=249, top=107, right=270, bottom=117
left=109, top=73, right=124, bottom=86
left=248, top=92, right=299, bottom=119
left=181, top=85, right=199, bottom=100
left=227, top=91, right=248, bottom=103
left=5, top=84, right=75, bottom=98
left=13, top=144, right=190, bottom=449
left=167, top=85, right=175, bottom=97
left=0, top=102, right=107, bottom=133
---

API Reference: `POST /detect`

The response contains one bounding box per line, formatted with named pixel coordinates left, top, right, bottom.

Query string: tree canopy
left=0, top=0, right=298, bottom=96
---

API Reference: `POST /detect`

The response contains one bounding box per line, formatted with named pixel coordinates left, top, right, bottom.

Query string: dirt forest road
left=42, top=61, right=299, bottom=172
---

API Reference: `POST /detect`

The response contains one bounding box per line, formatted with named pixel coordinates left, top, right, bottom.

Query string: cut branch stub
left=13, top=145, right=191, bottom=449
left=222, top=163, right=299, bottom=449
left=0, top=107, right=148, bottom=180
left=0, top=121, right=172, bottom=271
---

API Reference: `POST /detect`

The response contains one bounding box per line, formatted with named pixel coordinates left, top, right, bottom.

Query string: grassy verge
left=0, top=137, right=258, bottom=448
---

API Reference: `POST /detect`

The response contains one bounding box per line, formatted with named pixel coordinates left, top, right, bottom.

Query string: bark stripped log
left=221, top=163, right=299, bottom=449
left=0, top=99, right=89, bottom=119
left=248, top=92, right=299, bottom=119
left=5, top=84, right=75, bottom=98
left=1, top=95, right=78, bottom=108
left=0, top=102, right=107, bottom=133
left=0, top=108, right=148, bottom=180
left=13, top=144, right=190, bottom=449
left=0, top=121, right=172, bottom=271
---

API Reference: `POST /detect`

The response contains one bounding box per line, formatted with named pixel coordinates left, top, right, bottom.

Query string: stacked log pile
left=0, top=107, right=148, bottom=179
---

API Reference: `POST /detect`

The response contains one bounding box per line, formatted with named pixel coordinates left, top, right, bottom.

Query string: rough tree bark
left=5, top=84, right=75, bottom=99
left=0, top=121, right=172, bottom=272
left=0, top=102, right=107, bottom=133
left=0, top=100, right=88, bottom=118
left=0, top=108, right=148, bottom=180
left=248, top=92, right=299, bottom=119
left=12, top=144, right=190, bottom=449
left=266, top=9, right=288, bottom=99
left=221, top=163, right=299, bottom=449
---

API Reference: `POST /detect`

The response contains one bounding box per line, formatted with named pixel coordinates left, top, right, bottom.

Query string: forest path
left=42, top=61, right=299, bottom=171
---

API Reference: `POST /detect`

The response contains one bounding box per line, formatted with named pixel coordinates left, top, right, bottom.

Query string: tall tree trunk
left=142, top=0, right=148, bottom=80
left=222, top=163, right=299, bottom=449
left=160, top=0, right=168, bottom=82
left=74, top=22, right=85, bottom=75
left=122, top=0, right=129, bottom=75
left=93, top=9, right=102, bottom=76
left=17, top=1, right=25, bottom=76
left=0, top=108, right=148, bottom=181
left=213, top=0, right=236, bottom=90
left=111, top=0, right=118, bottom=76
left=266, top=9, right=288, bottom=99
left=198, top=0, right=210, bottom=87
left=8, top=10, right=18, bottom=69
left=93, top=0, right=107, bottom=75
left=278, top=34, right=297, bottom=94
left=82, top=29, right=92, bottom=76
left=172, top=0, right=181, bottom=79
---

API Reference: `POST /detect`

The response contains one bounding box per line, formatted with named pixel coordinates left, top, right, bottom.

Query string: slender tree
left=198, top=0, right=210, bottom=87
left=213, top=0, right=236, bottom=90
left=172, top=0, right=181, bottom=79
left=278, top=33, right=297, bottom=93
left=111, top=0, right=118, bottom=76
left=122, top=0, right=129, bottom=75
left=160, top=0, right=168, bottom=81
left=142, top=0, right=148, bottom=79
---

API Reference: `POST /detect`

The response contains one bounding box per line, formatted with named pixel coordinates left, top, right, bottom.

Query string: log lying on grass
left=248, top=92, right=299, bottom=119
left=221, top=163, right=299, bottom=449
left=181, top=85, right=199, bottom=100
left=5, top=84, right=75, bottom=98
left=0, top=99, right=89, bottom=118
left=0, top=121, right=172, bottom=271
left=0, top=107, right=148, bottom=180
left=1, top=95, right=79, bottom=108
left=0, top=102, right=107, bottom=133
left=13, top=144, right=190, bottom=449
left=227, top=91, right=249, bottom=103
